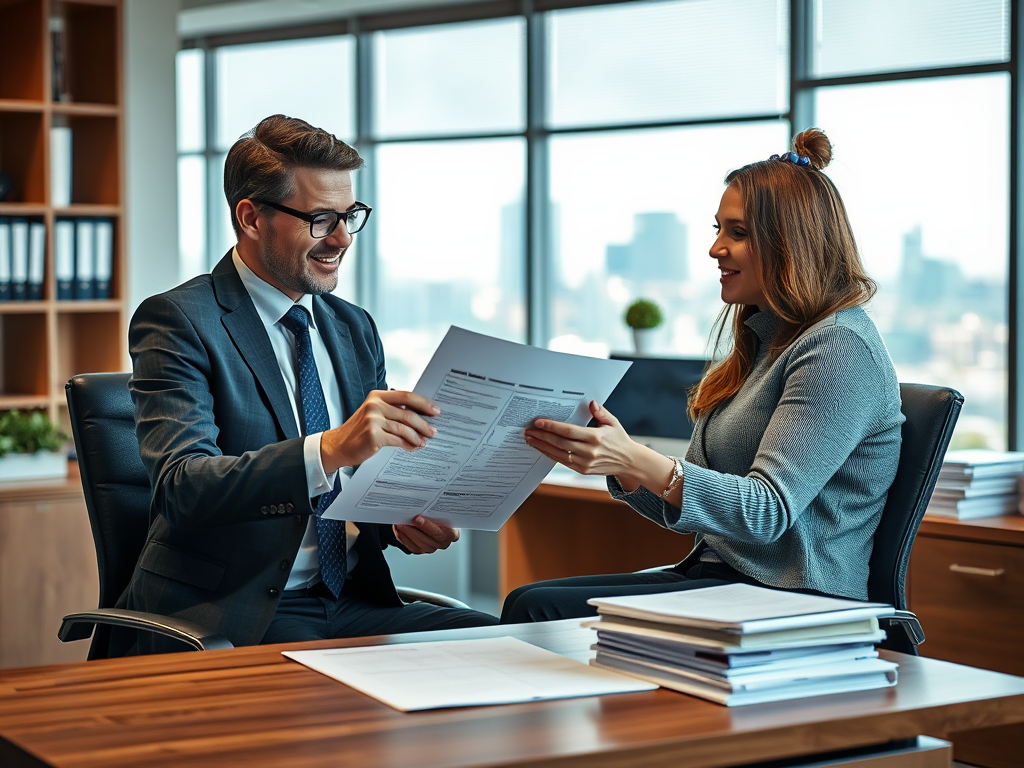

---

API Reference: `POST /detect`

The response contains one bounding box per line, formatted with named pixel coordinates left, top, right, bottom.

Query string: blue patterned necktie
left=279, top=305, right=347, bottom=598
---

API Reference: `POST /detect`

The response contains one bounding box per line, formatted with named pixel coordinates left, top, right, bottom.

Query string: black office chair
left=59, top=372, right=470, bottom=660
left=640, top=382, right=963, bottom=656
left=869, top=382, right=962, bottom=654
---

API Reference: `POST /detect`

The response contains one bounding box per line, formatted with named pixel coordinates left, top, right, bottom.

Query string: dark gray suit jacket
left=121, top=253, right=404, bottom=654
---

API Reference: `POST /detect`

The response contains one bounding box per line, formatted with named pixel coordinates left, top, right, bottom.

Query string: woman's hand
left=524, top=400, right=674, bottom=492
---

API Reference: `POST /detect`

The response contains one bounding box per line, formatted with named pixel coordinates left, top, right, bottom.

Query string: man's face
left=253, top=167, right=356, bottom=300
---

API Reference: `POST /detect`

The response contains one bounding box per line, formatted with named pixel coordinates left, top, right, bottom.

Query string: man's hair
left=223, top=114, right=364, bottom=237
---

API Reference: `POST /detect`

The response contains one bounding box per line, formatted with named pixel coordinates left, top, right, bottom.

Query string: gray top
left=609, top=305, right=904, bottom=600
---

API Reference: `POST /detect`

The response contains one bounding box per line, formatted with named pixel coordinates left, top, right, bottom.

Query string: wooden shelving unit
left=0, top=0, right=127, bottom=427
left=0, top=0, right=122, bottom=669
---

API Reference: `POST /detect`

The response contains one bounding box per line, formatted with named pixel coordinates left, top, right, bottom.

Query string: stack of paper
left=927, top=449, right=1024, bottom=519
left=586, top=583, right=898, bottom=706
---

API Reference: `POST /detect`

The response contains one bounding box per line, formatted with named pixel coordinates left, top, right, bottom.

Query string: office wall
left=125, top=0, right=180, bottom=319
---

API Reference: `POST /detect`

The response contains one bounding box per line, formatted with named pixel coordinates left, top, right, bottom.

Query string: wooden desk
left=3, top=621, right=1024, bottom=768
left=499, top=477, right=693, bottom=596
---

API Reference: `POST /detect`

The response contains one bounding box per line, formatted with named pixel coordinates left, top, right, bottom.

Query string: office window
left=816, top=74, right=1010, bottom=448
left=546, top=0, right=788, bottom=129
left=215, top=37, right=356, bottom=149
left=813, top=0, right=1010, bottom=78
left=176, top=0, right=1022, bottom=447
left=373, top=18, right=525, bottom=139
left=178, top=155, right=207, bottom=280
left=547, top=122, right=789, bottom=357
left=176, top=36, right=358, bottom=294
left=374, top=139, right=526, bottom=388
left=176, top=49, right=204, bottom=154
left=177, top=48, right=206, bottom=279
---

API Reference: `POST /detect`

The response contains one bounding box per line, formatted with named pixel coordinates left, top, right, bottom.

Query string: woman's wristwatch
left=661, top=456, right=685, bottom=499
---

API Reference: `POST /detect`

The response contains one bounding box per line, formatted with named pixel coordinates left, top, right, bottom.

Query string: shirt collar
left=231, top=248, right=318, bottom=331
left=743, top=306, right=779, bottom=343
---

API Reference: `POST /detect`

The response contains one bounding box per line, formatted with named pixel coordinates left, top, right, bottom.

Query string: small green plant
left=0, top=410, right=69, bottom=457
left=624, top=299, right=664, bottom=330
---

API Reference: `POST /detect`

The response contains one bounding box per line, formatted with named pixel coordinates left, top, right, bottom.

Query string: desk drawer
left=909, top=536, right=1024, bottom=676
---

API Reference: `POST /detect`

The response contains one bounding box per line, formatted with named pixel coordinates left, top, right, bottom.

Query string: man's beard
left=259, top=241, right=342, bottom=297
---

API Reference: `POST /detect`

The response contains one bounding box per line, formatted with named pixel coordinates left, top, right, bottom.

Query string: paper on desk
left=283, top=636, right=656, bottom=711
left=588, top=583, right=895, bottom=632
left=324, top=326, right=631, bottom=530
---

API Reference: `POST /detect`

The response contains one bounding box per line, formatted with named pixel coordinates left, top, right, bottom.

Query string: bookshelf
left=0, top=0, right=126, bottom=426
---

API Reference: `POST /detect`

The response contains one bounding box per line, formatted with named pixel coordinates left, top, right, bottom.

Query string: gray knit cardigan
left=608, top=305, right=904, bottom=600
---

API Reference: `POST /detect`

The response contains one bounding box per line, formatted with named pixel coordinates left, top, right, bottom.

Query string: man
left=122, top=114, right=496, bottom=655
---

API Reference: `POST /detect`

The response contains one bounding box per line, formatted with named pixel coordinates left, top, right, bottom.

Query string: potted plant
left=0, top=410, right=70, bottom=482
left=624, top=298, right=664, bottom=355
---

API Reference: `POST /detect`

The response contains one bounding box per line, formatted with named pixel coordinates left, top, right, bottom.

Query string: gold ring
left=567, top=450, right=574, bottom=464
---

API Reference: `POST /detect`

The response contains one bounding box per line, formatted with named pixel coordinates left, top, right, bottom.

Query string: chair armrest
left=59, top=608, right=234, bottom=652
left=396, top=587, right=470, bottom=610
left=635, top=564, right=674, bottom=574
left=882, top=610, right=926, bottom=647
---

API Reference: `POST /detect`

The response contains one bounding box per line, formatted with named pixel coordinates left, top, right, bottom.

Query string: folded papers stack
left=586, top=583, right=898, bottom=706
left=927, top=449, right=1024, bottom=520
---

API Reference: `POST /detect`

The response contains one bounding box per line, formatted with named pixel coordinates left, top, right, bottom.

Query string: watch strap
left=661, top=456, right=685, bottom=499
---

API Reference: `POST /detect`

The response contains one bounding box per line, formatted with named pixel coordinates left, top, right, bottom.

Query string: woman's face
left=710, top=184, right=768, bottom=310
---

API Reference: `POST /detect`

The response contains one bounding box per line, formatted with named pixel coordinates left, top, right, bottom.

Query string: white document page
left=585, top=618, right=886, bottom=653
left=325, top=326, right=631, bottom=530
left=589, top=583, right=894, bottom=633
left=283, top=636, right=656, bottom=712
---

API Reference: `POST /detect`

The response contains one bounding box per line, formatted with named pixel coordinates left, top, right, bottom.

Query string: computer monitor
left=602, top=355, right=707, bottom=456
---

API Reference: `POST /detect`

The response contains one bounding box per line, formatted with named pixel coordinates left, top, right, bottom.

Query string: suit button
left=269, top=587, right=280, bottom=598
left=261, top=506, right=269, bottom=515
left=285, top=503, right=294, bottom=513
left=280, top=560, right=290, bottom=571
left=295, top=515, right=304, bottom=525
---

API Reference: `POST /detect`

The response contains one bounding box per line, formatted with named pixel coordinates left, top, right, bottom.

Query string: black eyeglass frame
left=253, top=199, right=372, bottom=238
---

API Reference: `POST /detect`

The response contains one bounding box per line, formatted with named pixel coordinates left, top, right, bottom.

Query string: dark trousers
left=261, top=581, right=498, bottom=644
left=499, top=560, right=763, bottom=624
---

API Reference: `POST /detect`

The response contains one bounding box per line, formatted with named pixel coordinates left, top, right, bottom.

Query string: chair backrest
left=868, top=383, right=963, bottom=622
left=66, top=372, right=152, bottom=660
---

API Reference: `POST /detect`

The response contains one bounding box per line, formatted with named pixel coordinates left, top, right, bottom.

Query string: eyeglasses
left=253, top=199, right=372, bottom=238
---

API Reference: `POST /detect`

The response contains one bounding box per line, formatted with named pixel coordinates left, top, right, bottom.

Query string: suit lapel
left=313, top=298, right=364, bottom=421
left=212, top=253, right=300, bottom=440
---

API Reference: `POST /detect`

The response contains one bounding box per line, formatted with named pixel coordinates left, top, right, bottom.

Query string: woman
left=500, top=128, right=904, bottom=624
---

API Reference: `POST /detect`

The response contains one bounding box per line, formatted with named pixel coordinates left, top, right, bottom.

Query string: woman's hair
left=689, top=128, right=876, bottom=419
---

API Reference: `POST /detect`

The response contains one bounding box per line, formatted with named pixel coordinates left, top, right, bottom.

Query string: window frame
left=178, top=0, right=1022, bottom=446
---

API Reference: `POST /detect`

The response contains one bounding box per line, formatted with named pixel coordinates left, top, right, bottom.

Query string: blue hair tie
left=770, top=151, right=811, bottom=166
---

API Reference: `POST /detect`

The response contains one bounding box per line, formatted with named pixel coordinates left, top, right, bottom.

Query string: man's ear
left=236, top=199, right=262, bottom=242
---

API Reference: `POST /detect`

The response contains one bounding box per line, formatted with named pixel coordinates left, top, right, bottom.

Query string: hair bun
left=792, top=128, right=832, bottom=170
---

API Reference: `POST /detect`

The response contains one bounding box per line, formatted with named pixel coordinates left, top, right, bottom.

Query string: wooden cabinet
left=0, top=465, right=97, bottom=668
left=910, top=514, right=1024, bottom=768
left=499, top=479, right=695, bottom=598
left=0, top=0, right=127, bottom=426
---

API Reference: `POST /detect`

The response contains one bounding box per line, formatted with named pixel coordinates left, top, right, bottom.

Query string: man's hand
left=393, top=515, right=461, bottom=555
left=320, top=389, right=438, bottom=473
